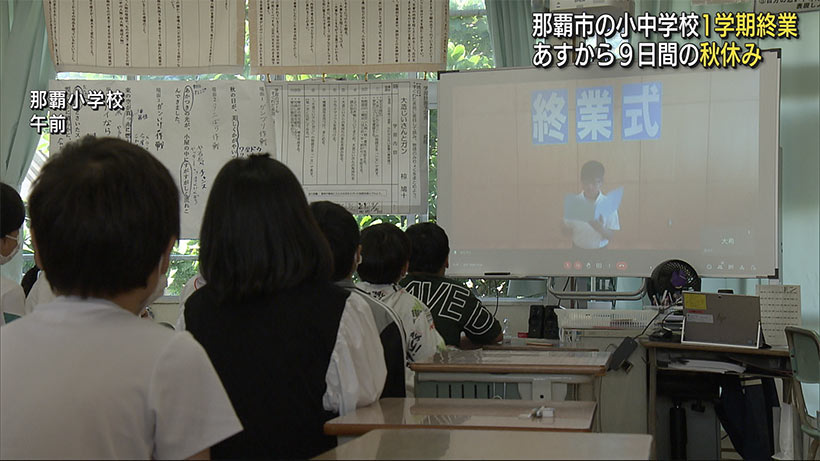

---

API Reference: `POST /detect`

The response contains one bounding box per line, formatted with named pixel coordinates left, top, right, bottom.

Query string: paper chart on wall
left=43, top=0, right=245, bottom=75
left=249, top=0, right=448, bottom=74
left=756, top=284, right=802, bottom=347
left=48, top=80, right=275, bottom=238
left=267, top=79, right=429, bottom=215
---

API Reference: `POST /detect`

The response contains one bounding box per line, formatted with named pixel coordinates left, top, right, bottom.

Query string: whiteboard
left=437, top=51, right=780, bottom=278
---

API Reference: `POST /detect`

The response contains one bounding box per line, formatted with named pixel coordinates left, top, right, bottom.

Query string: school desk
left=410, top=349, right=609, bottom=402
left=642, top=340, right=792, bottom=459
left=483, top=344, right=599, bottom=352
left=313, top=428, right=653, bottom=460
left=323, top=397, right=597, bottom=436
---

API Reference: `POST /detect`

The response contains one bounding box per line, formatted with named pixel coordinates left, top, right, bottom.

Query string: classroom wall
left=768, top=15, right=820, bottom=432
left=764, top=12, right=820, bottom=334
left=613, top=10, right=820, bottom=330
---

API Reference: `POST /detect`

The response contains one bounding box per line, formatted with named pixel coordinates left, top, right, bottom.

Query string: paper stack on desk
left=667, top=359, right=745, bottom=374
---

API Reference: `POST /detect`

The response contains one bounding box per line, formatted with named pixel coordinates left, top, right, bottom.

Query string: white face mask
left=140, top=256, right=168, bottom=314
left=0, top=232, right=22, bottom=265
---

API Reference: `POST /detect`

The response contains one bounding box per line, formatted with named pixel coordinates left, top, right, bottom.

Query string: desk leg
left=594, top=376, right=602, bottom=432
left=648, top=347, right=657, bottom=458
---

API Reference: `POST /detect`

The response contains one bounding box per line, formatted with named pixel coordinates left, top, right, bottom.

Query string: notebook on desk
left=681, top=292, right=762, bottom=349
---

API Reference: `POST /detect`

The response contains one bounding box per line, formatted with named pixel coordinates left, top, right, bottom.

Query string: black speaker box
left=528, top=305, right=545, bottom=338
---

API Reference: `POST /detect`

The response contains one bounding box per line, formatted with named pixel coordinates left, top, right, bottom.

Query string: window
left=20, top=2, right=499, bottom=298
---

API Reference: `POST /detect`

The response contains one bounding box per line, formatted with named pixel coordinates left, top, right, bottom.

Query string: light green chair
left=785, top=326, right=820, bottom=460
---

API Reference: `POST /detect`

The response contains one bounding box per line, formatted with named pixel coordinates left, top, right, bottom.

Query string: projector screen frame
left=436, top=50, right=781, bottom=279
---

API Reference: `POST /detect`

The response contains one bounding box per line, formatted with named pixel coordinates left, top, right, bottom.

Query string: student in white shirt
left=0, top=137, right=242, bottom=459
left=0, top=182, right=26, bottom=323
left=310, top=200, right=409, bottom=399
left=356, top=223, right=446, bottom=394
left=561, top=160, right=621, bottom=249
left=23, top=269, right=56, bottom=314
left=183, top=154, right=386, bottom=458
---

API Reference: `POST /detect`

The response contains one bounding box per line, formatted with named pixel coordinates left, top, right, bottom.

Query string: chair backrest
left=785, top=326, right=820, bottom=384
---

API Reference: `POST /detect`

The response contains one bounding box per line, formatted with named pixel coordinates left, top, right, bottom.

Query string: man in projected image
left=561, top=160, right=620, bottom=249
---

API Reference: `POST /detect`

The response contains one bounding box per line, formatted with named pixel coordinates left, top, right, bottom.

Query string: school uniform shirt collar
left=335, top=279, right=356, bottom=290
left=578, top=191, right=605, bottom=203
left=32, top=296, right=135, bottom=320
left=357, top=282, right=400, bottom=298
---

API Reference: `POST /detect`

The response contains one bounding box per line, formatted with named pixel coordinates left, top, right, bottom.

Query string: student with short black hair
left=0, top=136, right=242, bottom=459
left=184, top=156, right=386, bottom=459
left=310, top=200, right=407, bottom=398
left=0, top=182, right=26, bottom=323
left=357, top=223, right=445, bottom=394
left=401, top=222, right=503, bottom=348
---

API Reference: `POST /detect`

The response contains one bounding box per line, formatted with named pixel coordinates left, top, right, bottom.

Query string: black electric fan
left=647, top=259, right=701, bottom=305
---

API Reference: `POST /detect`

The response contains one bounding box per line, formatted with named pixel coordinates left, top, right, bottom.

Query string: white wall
left=763, top=12, right=820, bottom=334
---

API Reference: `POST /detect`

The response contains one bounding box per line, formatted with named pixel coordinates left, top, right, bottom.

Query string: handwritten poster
left=48, top=80, right=275, bottom=237
left=47, top=78, right=429, bottom=235
left=43, top=0, right=245, bottom=74
left=268, top=79, right=429, bottom=215
left=249, top=0, right=448, bottom=74
left=757, top=284, right=802, bottom=347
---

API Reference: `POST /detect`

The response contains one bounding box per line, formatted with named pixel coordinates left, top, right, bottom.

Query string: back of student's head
left=405, top=222, right=449, bottom=274
left=200, top=154, right=331, bottom=302
left=310, top=201, right=359, bottom=282
left=358, top=223, right=410, bottom=284
left=28, top=136, right=180, bottom=298
left=580, top=160, right=605, bottom=182
left=1, top=182, right=25, bottom=237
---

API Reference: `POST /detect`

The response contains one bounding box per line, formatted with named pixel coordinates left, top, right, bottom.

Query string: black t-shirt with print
left=400, top=273, right=501, bottom=346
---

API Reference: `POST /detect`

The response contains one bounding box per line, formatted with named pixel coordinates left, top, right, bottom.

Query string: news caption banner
left=37, top=79, right=428, bottom=235
left=531, top=10, right=802, bottom=69
left=753, top=0, right=820, bottom=14
left=43, top=0, right=245, bottom=74
left=266, top=80, right=428, bottom=215
left=249, top=0, right=448, bottom=74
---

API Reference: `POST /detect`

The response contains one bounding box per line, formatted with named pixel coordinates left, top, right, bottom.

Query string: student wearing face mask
left=0, top=182, right=26, bottom=323
left=0, top=137, right=242, bottom=459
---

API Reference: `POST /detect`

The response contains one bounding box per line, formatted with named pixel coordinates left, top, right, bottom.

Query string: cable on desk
left=633, top=310, right=676, bottom=340
left=632, top=309, right=663, bottom=339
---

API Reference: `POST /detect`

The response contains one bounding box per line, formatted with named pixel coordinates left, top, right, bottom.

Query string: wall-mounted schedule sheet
left=43, top=0, right=245, bottom=75
left=48, top=80, right=275, bottom=238
left=249, top=0, right=448, bottom=74
left=267, top=80, right=429, bottom=215
left=47, top=78, right=429, bottom=236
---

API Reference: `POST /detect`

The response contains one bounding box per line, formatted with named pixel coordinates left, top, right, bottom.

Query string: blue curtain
left=486, top=0, right=536, bottom=68
left=1, top=0, right=55, bottom=188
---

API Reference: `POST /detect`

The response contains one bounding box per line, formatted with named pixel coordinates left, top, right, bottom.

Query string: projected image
left=575, top=86, right=613, bottom=143
left=438, top=58, right=779, bottom=277
left=561, top=161, right=622, bottom=249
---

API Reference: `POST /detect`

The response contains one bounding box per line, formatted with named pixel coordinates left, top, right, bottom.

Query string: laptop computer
left=681, top=292, right=762, bottom=349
